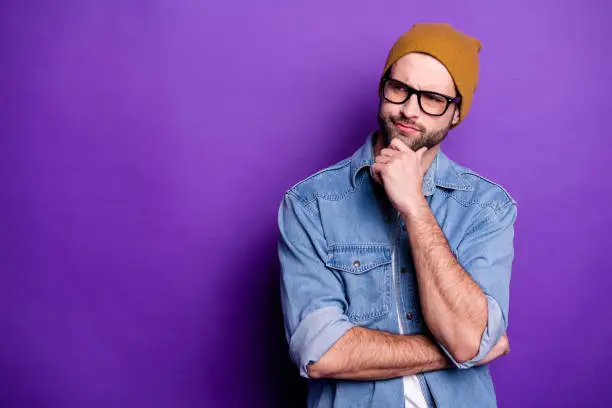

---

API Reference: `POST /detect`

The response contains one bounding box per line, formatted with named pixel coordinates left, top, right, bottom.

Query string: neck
left=421, top=144, right=440, bottom=170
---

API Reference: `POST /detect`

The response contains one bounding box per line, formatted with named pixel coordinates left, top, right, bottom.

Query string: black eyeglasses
left=380, top=77, right=461, bottom=116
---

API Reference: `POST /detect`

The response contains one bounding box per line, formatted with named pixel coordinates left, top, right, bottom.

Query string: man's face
left=378, top=53, right=460, bottom=151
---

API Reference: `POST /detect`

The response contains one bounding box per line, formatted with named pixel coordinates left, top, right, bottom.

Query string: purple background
left=1, top=1, right=611, bottom=407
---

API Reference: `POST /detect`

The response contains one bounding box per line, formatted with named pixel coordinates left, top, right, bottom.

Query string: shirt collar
left=350, top=132, right=474, bottom=196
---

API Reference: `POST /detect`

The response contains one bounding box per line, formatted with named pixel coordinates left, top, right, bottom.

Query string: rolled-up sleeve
left=442, top=200, right=517, bottom=369
left=277, top=191, right=354, bottom=378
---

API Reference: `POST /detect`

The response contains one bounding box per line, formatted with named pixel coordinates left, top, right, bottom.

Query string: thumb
left=371, top=163, right=384, bottom=185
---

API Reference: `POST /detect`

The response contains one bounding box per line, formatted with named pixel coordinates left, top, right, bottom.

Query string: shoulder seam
left=463, top=200, right=516, bottom=238
left=455, top=165, right=516, bottom=205
left=284, top=189, right=320, bottom=217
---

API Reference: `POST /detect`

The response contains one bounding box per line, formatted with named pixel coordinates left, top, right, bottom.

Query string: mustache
left=392, top=118, right=425, bottom=133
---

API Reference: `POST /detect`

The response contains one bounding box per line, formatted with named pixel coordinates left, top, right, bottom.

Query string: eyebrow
left=390, top=76, right=456, bottom=98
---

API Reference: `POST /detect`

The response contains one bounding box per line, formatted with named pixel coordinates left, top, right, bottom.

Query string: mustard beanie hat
left=380, top=23, right=482, bottom=127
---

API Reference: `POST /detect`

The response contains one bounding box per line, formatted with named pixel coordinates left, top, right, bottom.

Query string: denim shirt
left=277, top=132, right=517, bottom=408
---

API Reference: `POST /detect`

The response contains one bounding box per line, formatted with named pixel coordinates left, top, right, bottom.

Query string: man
left=277, top=23, right=517, bottom=408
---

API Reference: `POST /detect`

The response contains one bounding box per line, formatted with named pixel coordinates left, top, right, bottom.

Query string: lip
left=395, top=122, right=421, bottom=133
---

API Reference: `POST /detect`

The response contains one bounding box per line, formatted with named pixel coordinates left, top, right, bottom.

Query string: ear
left=451, top=106, right=460, bottom=126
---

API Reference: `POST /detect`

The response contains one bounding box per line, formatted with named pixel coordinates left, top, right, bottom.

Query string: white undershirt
left=396, top=309, right=428, bottom=408
left=393, top=256, right=428, bottom=408
left=402, top=375, right=428, bottom=407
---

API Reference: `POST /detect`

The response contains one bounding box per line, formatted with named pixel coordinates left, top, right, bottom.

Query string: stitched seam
left=288, top=158, right=352, bottom=192
left=285, top=190, right=320, bottom=218
left=325, top=243, right=392, bottom=322
left=464, top=206, right=496, bottom=239
left=435, top=164, right=474, bottom=191
left=491, top=201, right=516, bottom=218
left=470, top=202, right=515, bottom=242
left=458, top=170, right=515, bottom=203
left=317, top=171, right=368, bottom=201
left=299, top=173, right=367, bottom=207
left=436, top=188, right=501, bottom=210
left=352, top=161, right=373, bottom=187
left=289, top=164, right=368, bottom=208
left=327, top=243, right=390, bottom=250
left=343, top=265, right=391, bottom=321
left=325, top=244, right=392, bottom=273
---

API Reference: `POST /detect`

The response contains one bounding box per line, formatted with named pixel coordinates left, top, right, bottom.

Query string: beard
left=377, top=110, right=452, bottom=151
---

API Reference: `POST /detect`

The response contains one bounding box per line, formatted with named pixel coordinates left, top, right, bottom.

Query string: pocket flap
left=325, top=244, right=392, bottom=274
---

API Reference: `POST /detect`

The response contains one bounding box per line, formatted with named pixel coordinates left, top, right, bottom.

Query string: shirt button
left=406, top=312, right=414, bottom=320
left=401, top=267, right=407, bottom=274
left=353, top=260, right=360, bottom=267
left=402, top=225, right=406, bottom=231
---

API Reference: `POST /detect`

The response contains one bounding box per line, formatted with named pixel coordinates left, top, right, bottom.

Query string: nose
left=401, top=93, right=420, bottom=118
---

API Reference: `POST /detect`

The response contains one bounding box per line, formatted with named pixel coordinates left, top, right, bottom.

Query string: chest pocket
left=325, top=244, right=392, bottom=324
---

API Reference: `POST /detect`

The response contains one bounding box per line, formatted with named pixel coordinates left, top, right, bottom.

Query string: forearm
left=402, top=198, right=488, bottom=361
left=307, top=327, right=449, bottom=380
left=308, top=327, right=510, bottom=380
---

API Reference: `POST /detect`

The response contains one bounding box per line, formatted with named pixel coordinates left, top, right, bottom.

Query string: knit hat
left=380, top=23, right=482, bottom=127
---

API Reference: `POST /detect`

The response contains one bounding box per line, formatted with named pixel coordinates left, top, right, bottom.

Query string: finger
left=380, top=148, right=400, bottom=157
left=375, top=155, right=391, bottom=164
left=389, top=138, right=410, bottom=152
left=370, top=163, right=384, bottom=184
left=371, top=162, right=384, bottom=174
left=372, top=162, right=389, bottom=176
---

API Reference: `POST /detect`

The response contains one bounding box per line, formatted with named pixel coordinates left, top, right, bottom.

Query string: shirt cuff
left=289, top=306, right=355, bottom=378
left=440, top=294, right=505, bottom=369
